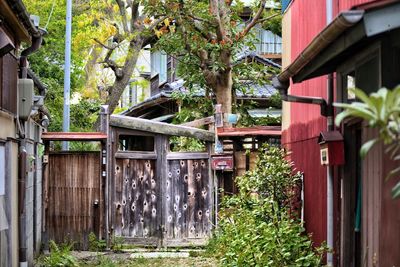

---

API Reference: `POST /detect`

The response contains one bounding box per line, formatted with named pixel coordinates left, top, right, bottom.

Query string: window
left=346, top=72, right=356, bottom=101
left=118, top=135, right=154, bottom=151
left=0, top=143, right=5, bottom=195
left=256, top=30, right=282, bottom=54
left=151, top=51, right=167, bottom=84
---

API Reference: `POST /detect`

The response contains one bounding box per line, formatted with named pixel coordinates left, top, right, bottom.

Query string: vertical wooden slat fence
left=46, top=152, right=101, bottom=249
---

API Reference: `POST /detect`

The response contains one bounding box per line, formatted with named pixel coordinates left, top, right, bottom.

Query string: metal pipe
left=20, top=34, right=43, bottom=78
left=272, top=77, right=330, bottom=116
left=62, top=0, right=72, bottom=150
left=326, top=0, right=334, bottom=265
left=17, top=19, right=44, bottom=266
left=18, top=144, right=27, bottom=266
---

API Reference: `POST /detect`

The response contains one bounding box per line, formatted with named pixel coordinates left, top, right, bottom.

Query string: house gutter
left=272, top=10, right=364, bottom=116
left=15, top=9, right=44, bottom=266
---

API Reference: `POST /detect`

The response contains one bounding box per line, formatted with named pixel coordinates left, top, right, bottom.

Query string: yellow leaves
left=154, top=29, right=162, bottom=38
left=144, top=17, right=153, bottom=25
left=164, top=18, right=170, bottom=27
left=113, top=4, right=119, bottom=13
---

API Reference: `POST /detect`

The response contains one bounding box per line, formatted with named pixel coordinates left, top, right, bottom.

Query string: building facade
left=0, top=0, right=46, bottom=266
left=279, top=0, right=400, bottom=266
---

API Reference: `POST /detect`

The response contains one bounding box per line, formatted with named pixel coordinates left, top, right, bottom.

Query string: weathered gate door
left=110, top=115, right=214, bottom=246
left=45, top=152, right=102, bottom=249
left=113, top=132, right=161, bottom=245
left=164, top=153, right=212, bottom=246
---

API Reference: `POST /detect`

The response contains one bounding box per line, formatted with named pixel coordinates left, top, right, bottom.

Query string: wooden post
left=100, top=105, right=110, bottom=248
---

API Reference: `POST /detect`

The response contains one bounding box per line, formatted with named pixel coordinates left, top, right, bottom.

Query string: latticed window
left=256, top=30, right=282, bottom=55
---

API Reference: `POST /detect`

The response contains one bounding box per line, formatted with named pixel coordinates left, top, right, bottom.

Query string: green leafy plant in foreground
left=207, top=145, right=325, bottom=266
left=334, top=86, right=400, bottom=198
left=36, top=240, right=78, bottom=267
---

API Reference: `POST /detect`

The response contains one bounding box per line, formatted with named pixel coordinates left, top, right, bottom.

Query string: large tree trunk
left=214, top=68, right=233, bottom=115
left=94, top=40, right=142, bottom=129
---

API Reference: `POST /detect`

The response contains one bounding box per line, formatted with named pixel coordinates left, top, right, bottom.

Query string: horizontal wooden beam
left=110, top=115, right=214, bottom=142
left=42, top=132, right=107, bottom=141
left=180, top=116, right=214, bottom=128
left=115, top=152, right=157, bottom=160
left=167, top=152, right=209, bottom=160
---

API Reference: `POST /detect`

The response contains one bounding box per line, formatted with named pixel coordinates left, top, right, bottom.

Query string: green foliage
left=237, top=145, right=302, bottom=207
left=145, top=0, right=281, bottom=113
left=37, top=240, right=78, bottom=267
left=170, top=137, right=206, bottom=152
left=208, top=145, right=324, bottom=266
left=169, top=89, right=211, bottom=152
left=88, top=232, right=107, bottom=252
left=111, top=236, right=125, bottom=253
left=24, top=0, right=112, bottom=132
left=334, top=86, right=400, bottom=198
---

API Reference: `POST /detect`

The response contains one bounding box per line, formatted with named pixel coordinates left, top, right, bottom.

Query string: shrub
left=88, top=232, right=107, bottom=252
left=207, top=145, right=325, bottom=266
left=37, top=240, right=78, bottom=267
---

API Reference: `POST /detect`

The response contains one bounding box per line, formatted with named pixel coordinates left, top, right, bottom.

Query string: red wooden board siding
left=337, top=0, right=377, bottom=12
left=285, top=0, right=329, bottom=248
left=290, top=0, right=328, bottom=131
left=284, top=0, right=386, bottom=261
left=287, top=137, right=327, bottom=247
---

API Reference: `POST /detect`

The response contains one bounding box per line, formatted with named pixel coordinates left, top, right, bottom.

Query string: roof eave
left=277, top=10, right=365, bottom=84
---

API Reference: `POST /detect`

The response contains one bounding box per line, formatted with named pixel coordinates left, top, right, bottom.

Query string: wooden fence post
left=100, top=105, right=110, bottom=248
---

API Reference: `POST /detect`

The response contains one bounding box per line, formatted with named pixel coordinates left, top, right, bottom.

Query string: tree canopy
left=147, top=0, right=281, bottom=115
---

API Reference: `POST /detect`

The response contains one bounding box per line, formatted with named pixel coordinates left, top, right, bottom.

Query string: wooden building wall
left=362, top=128, right=400, bottom=267
left=283, top=0, right=378, bottom=251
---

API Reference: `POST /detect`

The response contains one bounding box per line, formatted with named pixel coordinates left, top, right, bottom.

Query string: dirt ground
left=76, top=251, right=218, bottom=267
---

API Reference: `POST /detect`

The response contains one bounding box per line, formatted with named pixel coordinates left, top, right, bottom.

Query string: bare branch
left=115, top=0, right=129, bottom=33
left=131, top=1, right=140, bottom=30
left=257, top=13, right=280, bottom=24
left=240, top=0, right=267, bottom=37
left=147, top=16, right=168, bottom=31
left=93, top=38, right=119, bottom=50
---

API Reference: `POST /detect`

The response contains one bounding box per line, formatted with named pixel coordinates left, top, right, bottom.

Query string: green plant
left=37, top=240, right=78, bottom=267
left=334, top=86, right=400, bottom=198
left=111, top=236, right=125, bottom=253
left=88, top=232, right=107, bottom=252
left=207, top=145, right=324, bottom=266
left=169, top=136, right=206, bottom=152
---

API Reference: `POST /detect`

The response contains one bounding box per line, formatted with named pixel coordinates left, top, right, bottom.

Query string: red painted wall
left=284, top=0, right=379, bottom=257
left=283, top=0, right=329, bottom=248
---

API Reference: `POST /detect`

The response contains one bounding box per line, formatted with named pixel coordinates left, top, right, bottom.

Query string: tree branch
left=258, top=13, right=280, bottom=24
left=93, top=38, right=119, bottom=50
left=240, top=0, right=267, bottom=37
left=115, top=0, right=129, bottom=33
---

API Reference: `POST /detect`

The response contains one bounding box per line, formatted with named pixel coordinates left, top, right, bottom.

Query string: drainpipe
left=272, top=78, right=330, bottom=116
left=18, top=28, right=44, bottom=267
left=326, top=0, right=334, bottom=265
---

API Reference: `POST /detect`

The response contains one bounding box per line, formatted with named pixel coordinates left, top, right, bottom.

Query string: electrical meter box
left=18, top=79, right=34, bottom=120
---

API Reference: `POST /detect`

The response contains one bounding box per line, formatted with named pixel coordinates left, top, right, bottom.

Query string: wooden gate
left=110, top=115, right=215, bottom=246
left=44, top=152, right=102, bottom=249
left=164, top=153, right=212, bottom=246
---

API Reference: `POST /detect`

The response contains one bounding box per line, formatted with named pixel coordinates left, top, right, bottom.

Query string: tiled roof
left=121, top=79, right=278, bottom=116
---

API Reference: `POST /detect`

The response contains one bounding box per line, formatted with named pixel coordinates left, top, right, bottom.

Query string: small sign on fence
left=211, top=155, right=234, bottom=171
